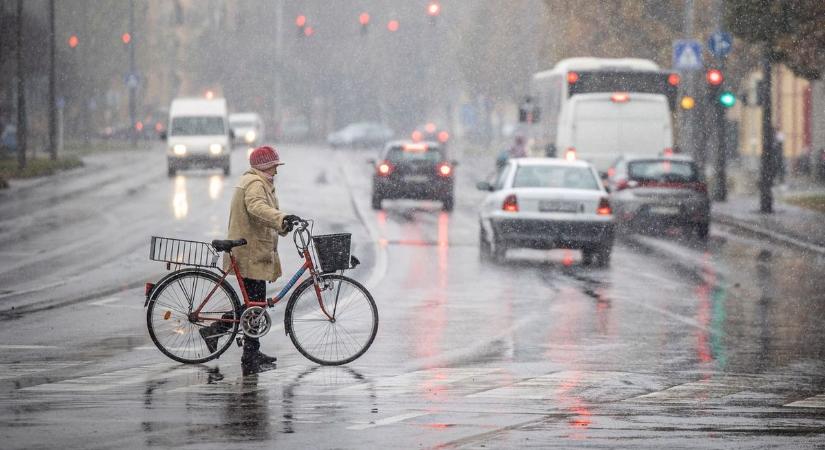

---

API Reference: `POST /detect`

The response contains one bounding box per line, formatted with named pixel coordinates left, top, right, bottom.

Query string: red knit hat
left=249, top=146, right=284, bottom=170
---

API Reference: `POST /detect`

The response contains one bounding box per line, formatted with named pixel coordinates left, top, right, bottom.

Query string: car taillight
left=693, top=182, right=707, bottom=193
left=502, top=194, right=519, bottom=212
left=437, top=163, right=452, bottom=177
left=663, top=147, right=674, bottom=157
left=567, top=71, right=579, bottom=84
left=610, top=92, right=630, bottom=103
left=597, top=197, right=611, bottom=215
left=377, top=161, right=393, bottom=176
left=565, top=147, right=576, bottom=161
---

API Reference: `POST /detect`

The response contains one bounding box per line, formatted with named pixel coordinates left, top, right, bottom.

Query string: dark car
left=606, top=154, right=710, bottom=238
left=370, top=141, right=457, bottom=211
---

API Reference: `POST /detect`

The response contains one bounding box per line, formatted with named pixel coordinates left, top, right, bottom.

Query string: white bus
left=526, top=57, right=680, bottom=156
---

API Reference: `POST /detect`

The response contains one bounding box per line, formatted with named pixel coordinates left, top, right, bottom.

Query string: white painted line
left=714, top=214, right=825, bottom=255
left=89, top=295, right=143, bottom=310
left=347, top=412, right=429, bottom=431
left=21, top=363, right=193, bottom=392
left=785, top=393, right=825, bottom=408
left=0, top=344, right=59, bottom=350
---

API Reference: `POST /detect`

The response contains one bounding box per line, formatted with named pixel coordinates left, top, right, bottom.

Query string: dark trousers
left=241, top=278, right=266, bottom=352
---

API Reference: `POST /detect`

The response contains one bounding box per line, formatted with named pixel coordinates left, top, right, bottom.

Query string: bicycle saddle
left=211, top=239, right=247, bottom=252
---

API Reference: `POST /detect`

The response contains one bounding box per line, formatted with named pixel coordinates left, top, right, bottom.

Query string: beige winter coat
left=222, top=169, right=289, bottom=281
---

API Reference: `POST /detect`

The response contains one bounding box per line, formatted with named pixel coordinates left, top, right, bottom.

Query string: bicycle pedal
left=235, top=337, right=243, bottom=347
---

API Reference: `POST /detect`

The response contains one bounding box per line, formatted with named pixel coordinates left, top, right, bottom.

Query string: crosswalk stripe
left=628, top=375, right=763, bottom=404
left=785, top=394, right=825, bottom=408
left=347, top=412, right=429, bottom=430
left=21, top=363, right=195, bottom=392
left=0, top=361, right=88, bottom=381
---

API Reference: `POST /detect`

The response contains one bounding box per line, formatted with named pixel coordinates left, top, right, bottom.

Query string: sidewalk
left=711, top=159, right=825, bottom=254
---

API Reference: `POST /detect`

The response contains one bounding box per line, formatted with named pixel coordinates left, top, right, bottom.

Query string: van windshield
left=171, top=117, right=225, bottom=136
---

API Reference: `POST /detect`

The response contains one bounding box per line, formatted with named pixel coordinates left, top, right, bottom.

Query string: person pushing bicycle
left=200, top=145, right=300, bottom=370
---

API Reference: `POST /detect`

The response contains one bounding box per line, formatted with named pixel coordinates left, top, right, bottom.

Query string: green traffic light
left=719, top=91, right=736, bottom=108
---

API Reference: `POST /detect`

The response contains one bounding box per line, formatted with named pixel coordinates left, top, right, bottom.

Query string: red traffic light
left=121, top=32, right=131, bottom=44
left=667, top=73, right=680, bottom=86
left=706, top=69, right=723, bottom=86
left=427, top=2, right=441, bottom=16
left=303, top=26, right=314, bottom=37
left=68, top=34, right=79, bottom=48
left=359, top=12, right=370, bottom=26
left=295, top=15, right=306, bottom=28
left=387, top=20, right=399, bottom=32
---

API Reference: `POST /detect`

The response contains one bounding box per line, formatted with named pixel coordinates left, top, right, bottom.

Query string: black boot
left=241, top=337, right=277, bottom=366
left=199, top=312, right=234, bottom=355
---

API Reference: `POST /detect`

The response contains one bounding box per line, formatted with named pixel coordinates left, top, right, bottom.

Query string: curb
left=711, top=213, right=825, bottom=256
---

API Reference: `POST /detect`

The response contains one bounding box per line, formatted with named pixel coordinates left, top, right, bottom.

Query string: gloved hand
left=282, top=214, right=301, bottom=232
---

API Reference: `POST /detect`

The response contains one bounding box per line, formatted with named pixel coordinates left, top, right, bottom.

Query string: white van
left=555, top=92, right=673, bottom=173
left=229, top=112, right=264, bottom=147
left=166, top=97, right=231, bottom=177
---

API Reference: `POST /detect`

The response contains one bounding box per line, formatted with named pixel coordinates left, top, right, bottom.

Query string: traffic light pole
left=712, top=58, right=727, bottom=201
left=128, top=0, right=136, bottom=148
left=48, top=0, right=57, bottom=160
left=759, top=53, right=774, bottom=213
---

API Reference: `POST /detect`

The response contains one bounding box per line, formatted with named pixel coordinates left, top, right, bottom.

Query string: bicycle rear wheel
left=146, top=269, right=241, bottom=364
left=285, top=274, right=378, bottom=365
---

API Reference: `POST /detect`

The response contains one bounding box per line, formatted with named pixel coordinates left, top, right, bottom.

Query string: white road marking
left=21, top=363, right=197, bottom=392
left=0, top=361, right=88, bottom=381
left=347, top=411, right=429, bottom=430
left=629, top=375, right=761, bottom=404
left=0, top=344, right=59, bottom=350
left=89, top=295, right=143, bottom=310
left=785, top=393, right=825, bottom=408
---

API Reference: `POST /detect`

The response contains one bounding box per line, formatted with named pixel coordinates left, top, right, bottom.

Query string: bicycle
left=143, top=217, right=378, bottom=366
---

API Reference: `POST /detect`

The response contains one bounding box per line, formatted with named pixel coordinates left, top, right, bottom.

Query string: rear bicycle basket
left=149, top=236, right=219, bottom=268
left=311, top=233, right=352, bottom=272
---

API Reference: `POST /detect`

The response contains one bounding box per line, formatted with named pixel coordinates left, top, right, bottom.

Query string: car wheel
left=492, top=236, right=507, bottom=264
left=371, top=192, right=382, bottom=210
left=167, top=166, right=176, bottom=177
left=582, top=248, right=595, bottom=266
left=223, top=164, right=231, bottom=176
left=695, top=223, right=709, bottom=239
left=479, top=226, right=492, bottom=262
left=594, top=243, right=612, bottom=267
left=442, top=196, right=454, bottom=212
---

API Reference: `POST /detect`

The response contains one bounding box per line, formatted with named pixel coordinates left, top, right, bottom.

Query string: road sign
left=125, top=73, right=140, bottom=88
left=708, top=31, right=733, bottom=59
left=56, top=97, right=66, bottom=110
left=672, top=39, right=703, bottom=71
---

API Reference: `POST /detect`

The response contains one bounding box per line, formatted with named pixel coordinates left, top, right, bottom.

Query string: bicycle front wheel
left=147, top=269, right=241, bottom=364
left=285, top=274, right=378, bottom=365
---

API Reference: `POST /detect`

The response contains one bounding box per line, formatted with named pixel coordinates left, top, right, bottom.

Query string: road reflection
left=172, top=176, right=188, bottom=219
left=208, top=175, right=224, bottom=200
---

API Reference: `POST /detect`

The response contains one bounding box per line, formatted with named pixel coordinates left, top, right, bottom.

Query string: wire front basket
left=311, top=233, right=352, bottom=272
left=150, top=236, right=219, bottom=268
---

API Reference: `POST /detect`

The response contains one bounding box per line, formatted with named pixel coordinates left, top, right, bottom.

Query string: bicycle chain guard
left=240, top=306, right=272, bottom=338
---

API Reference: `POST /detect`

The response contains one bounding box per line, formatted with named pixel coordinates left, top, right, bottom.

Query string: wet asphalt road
left=1, top=143, right=824, bottom=449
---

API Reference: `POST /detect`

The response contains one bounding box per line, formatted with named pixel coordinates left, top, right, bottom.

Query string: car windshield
left=512, top=166, right=600, bottom=190
left=171, top=117, right=225, bottom=136
left=386, top=146, right=443, bottom=163
left=230, top=121, right=255, bottom=128
left=628, top=160, right=698, bottom=182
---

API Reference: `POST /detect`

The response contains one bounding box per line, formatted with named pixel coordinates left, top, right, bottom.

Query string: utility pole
left=16, top=0, right=27, bottom=170
left=273, top=0, right=283, bottom=139
left=128, top=0, right=137, bottom=148
left=712, top=58, right=728, bottom=201
left=759, top=50, right=774, bottom=213
left=48, top=0, right=57, bottom=160
left=683, top=0, right=696, bottom=161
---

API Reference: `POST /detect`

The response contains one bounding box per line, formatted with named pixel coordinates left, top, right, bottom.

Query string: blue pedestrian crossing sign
left=708, top=31, right=733, bottom=58
left=672, top=39, right=703, bottom=71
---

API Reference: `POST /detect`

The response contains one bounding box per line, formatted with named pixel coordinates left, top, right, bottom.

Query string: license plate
left=403, top=175, right=428, bottom=183
left=650, top=206, right=680, bottom=215
left=539, top=200, right=578, bottom=212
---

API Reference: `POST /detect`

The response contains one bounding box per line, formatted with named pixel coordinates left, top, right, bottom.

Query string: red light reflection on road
left=695, top=251, right=716, bottom=367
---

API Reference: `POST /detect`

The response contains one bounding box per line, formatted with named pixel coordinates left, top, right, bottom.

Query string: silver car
left=477, top=158, right=615, bottom=266
left=606, top=155, right=710, bottom=238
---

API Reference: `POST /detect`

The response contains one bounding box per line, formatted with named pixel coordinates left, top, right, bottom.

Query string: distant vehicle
left=555, top=92, right=673, bottom=172
left=328, top=122, right=393, bottom=148
left=164, top=97, right=232, bottom=177
left=369, top=140, right=456, bottom=211
left=606, top=154, right=710, bottom=238
left=277, top=116, right=310, bottom=142
left=1, top=124, right=17, bottom=156
left=410, top=122, right=450, bottom=145
left=476, top=158, right=614, bottom=266
left=527, top=57, right=680, bottom=156
left=229, top=112, right=264, bottom=147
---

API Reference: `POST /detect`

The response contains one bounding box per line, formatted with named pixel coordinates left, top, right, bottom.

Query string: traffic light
left=68, top=34, right=79, bottom=48
left=719, top=91, right=736, bottom=108
left=359, top=12, right=370, bottom=35
left=706, top=69, right=723, bottom=86
left=121, top=32, right=131, bottom=44
left=295, top=15, right=307, bottom=37
left=387, top=20, right=399, bottom=32
left=426, top=1, right=441, bottom=24
left=680, top=96, right=696, bottom=110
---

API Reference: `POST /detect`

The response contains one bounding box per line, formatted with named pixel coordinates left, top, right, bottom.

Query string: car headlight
left=244, top=130, right=256, bottom=143
left=173, top=144, right=187, bottom=156
left=209, top=144, right=223, bottom=155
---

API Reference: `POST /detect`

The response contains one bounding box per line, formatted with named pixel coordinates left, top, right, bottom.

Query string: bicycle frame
left=189, top=228, right=336, bottom=324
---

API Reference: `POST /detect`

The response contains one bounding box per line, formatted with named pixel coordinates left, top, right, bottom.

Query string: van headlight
left=209, top=144, right=223, bottom=155
left=173, top=144, right=187, bottom=156
left=244, top=130, right=256, bottom=143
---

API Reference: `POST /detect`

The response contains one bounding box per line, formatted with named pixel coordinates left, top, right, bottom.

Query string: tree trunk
left=16, top=0, right=26, bottom=170
left=759, top=48, right=774, bottom=213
